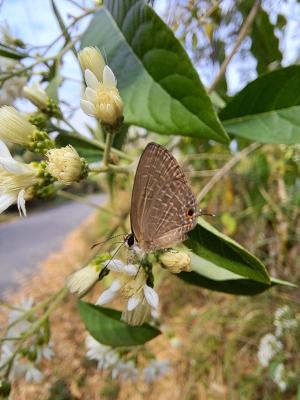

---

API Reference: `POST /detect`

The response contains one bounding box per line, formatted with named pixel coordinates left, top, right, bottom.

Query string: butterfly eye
left=187, top=208, right=194, bottom=217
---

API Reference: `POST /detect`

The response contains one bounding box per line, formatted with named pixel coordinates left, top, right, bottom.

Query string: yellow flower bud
left=78, top=47, right=105, bottom=82
left=159, top=250, right=191, bottom=273
left=0, top=106, right=35, bottom=146
left=46, top=145, right=88, bottom=185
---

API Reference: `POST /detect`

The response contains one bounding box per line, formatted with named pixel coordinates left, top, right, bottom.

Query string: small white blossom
left=112, top=360, right=138, bottom=381
left=36, top=341, right=54, bottom=362
left=68, top=264, right=100, bottom=297
left=46, top=145, right=88, bottom=185
left=96, top=279, right=122, bottom=305
left=273, top=363, right=287, bottom=392
left=143, top=360, right=171, bottom=383
left=24, top=364, right=43, bottom=383
left=104, top=259, right=138, bottom=275
left=23, top=82, right=49, bottom=109
left=79, top=48, right=123, bottom=126
left=85, top=335, right=119, bottom=370
left=257, top=333, right=283, bottom=367
left=0, top=142, right=38, bottom=215
left=274, top=305, right=298, bottom=337
left=0, top=106, right=36, bottom=146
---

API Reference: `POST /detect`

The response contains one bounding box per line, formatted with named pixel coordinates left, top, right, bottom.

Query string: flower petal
left=0, top=140, right=13, bottom=159
left=127, top=296, right=141, bottom=311
left=0, top=193, right=16, bottom=214
left=17, top=189, right=26, bottom=216
left=80, top=99, right=96, bottom=116
left=85, top=87, right=97, bottom=102
left=103, top=65, right=117, bottom=88
left=85, top=69, right=99, bottom=90
left=109, top=279, right=122, bottom=292
left=96, top=289, right=118, bottom=305
left=123, top=264, right=139, bottom=275
left=144, top=285, right=159, bottom=309
left=0, top=157, right=27, bottom=174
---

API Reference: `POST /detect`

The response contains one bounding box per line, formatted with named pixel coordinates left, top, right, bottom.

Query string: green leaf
left=81, top=0, right=229, bottom=143
left=55, top=132, right=103, bottom=162
left=247, top=7, right=282, bottom=74
left=79, top=301, right=161, bottom=347
left=220, top=66, right=300, bottom=144
left=185, top=219, right=270, bottom=284
left=177, top=253, right=295, bottom=295
left=0, top=43, right=28, bottom=60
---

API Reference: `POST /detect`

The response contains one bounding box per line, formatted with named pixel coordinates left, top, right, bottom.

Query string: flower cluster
left=79, top=47, right=124, bottom=129
left=0, top=298, right=54, bottom=384
left=85, top=335, right=170, bottom=383
left=257, top=305, right=299, bottom=392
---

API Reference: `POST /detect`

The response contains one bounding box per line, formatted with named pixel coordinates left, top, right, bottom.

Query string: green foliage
left=240, top=4, right=282, bottom=74
left=185, top=219, right=270, bottom=284
left=81, top=0, right=229, bottom=143
left=79, top=301, right=161, bottom=347
left=220, top=66, right=300, bottom=144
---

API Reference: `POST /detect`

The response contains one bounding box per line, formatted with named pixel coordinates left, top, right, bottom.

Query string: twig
left=103, top=132, right=115, bottom=167
left=208, top=0, right=261, bottom=93
left=197, top=142, right=261, bottom=203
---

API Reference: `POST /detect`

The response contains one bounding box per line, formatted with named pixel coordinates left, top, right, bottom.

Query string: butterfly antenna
left=91, top=234, right=125, bottom=250
left=197, top=209, right=216, bottom=217
left=98, top=242, right=124, bottom=281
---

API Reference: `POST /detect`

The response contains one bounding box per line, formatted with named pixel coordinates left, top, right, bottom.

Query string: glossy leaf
left=220, top=66, right=300, bottom=144
left=55, top=132, right=103, bottom=162
left=185, top=219, right=270, bottom=284
left=81, top=0, right=229, bottom=143
left=178, top=253, right=295, bottom=295
left=79, top=301, right=161, bottom=347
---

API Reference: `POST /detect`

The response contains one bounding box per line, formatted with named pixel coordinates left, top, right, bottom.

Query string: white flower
left=36, top=341, right=54, bottom=362
left=46, top=145, right=88, bottom=185
left=80, top=63, right=123, bottom=125
left=274, top=305, right=298, bottom=337
left=0, top=106, right=36, bottom=146
left=96, top=267, right=159, bottom=326
left=23, top=82, right=49, bottom=109
left=160, top=250, right=191, bottom=273
left=68, top=264, right=100, bottom=297
left=273, top=363, right=287, bottom=392
left=112, top=360, right=138, bottom=381
left=0, top=141, right=38, bottom=215
left=104, top=259, right=138, bottom=275
left=85, top=335, right=119, bottom=369
left=257, top=333, right=283, bottom=367
left=78, top=47, right=105, bottom=82
left=143, top=360, right=171, bottom=383
left=24, top=364, right=43, bottom=383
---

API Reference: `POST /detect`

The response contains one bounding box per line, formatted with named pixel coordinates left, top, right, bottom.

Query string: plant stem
left=103, top=132, right=115, bottom=167
left=89, top=164, right=132, bottom=174
left=197, top=142, right=261, bottom=203
left=208, top=0, right=261, bottom=93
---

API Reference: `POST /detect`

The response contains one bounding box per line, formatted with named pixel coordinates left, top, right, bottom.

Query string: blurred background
left=0, top=0, right=300, bottom=399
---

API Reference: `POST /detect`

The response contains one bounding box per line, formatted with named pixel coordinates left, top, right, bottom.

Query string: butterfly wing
left=130, top=142, right=197, bottom=251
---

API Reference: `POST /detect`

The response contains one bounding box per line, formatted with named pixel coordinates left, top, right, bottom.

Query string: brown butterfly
left=125, top=142, right=198, bottom=252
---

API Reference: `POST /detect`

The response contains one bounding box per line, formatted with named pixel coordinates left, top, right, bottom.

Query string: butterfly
left=125, top=142, right=198, bottom=252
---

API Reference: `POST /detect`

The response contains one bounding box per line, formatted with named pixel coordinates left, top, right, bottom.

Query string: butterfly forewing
left=130, top=142, right=197, bottom=251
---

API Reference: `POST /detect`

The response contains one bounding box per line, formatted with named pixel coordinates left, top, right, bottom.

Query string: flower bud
left=160, top=250, right=191, bottom=273
left=23, top=83, right=48, bottom=109
left=46, top=145, right=89, bottom=185
left=78, top=47, right=105, bottom=82
left=79, top=50, right=124, bottom=127
left=23, top=83, right=61, bottom=117
left=0, top=106, right=54, bottom=154
left=68, top=264, right=100, bottom=297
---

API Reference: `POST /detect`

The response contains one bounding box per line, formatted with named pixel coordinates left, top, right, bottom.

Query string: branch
left=197, top=142, right=261, bottom=203
left=208, top=0, right=261, bottom=94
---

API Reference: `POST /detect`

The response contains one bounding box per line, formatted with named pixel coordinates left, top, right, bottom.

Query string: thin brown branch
left=208, top=0, right=261, bottom=94
left=197, top=142, right=261, bottom=203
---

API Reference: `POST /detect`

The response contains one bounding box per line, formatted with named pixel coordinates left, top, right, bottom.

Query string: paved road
left=0, top=194, right=105, bottom=293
